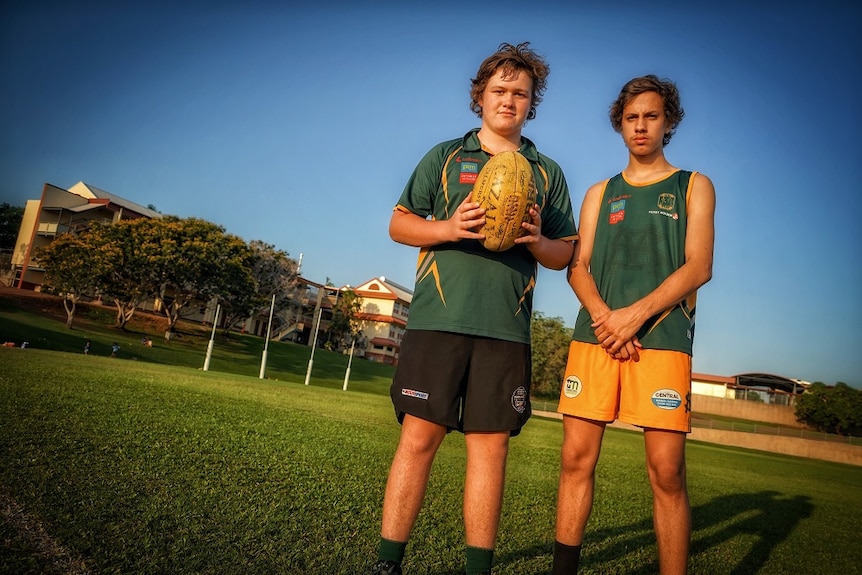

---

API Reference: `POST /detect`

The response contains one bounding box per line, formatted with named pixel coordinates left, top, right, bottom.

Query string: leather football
left=472, top=150, right=537, bottom=252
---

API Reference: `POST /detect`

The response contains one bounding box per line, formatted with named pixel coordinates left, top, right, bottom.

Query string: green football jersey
left=397, top=129, right=578, bottom=344
left=572, top=170, right=697, bottom=354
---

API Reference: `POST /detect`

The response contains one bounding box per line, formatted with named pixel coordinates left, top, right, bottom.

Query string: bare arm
left=592, top=173, right=716, bottom=355
left=568, top=181, right=642, bottom=360
left=567, top=181, right=612, bottom=322
left=389, top=193, right=485, bottom=248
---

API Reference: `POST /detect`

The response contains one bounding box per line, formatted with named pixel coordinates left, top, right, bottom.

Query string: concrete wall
left=605, top=419, right=862, bottom=466
left=691, top=394, right=801, bottom=427
left=535, top=410, right=862, bottom=467
left=688, top=427, right=862, bottom=466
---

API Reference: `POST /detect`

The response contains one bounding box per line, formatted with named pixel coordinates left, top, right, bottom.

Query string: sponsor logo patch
left=401, top=388, right=429, bottom=400
left=459, top=162, right=479, bottom=184
left=511, top=386, right=527, bottom=413
left=651, top=388, right=682, bottom=410
left=563, top=375, right=583, bottom=399
left=609, top=199, right=626, bottom=224
left=649, top=209, right=679, bottom=220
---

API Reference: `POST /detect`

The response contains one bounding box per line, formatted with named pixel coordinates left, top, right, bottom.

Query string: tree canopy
left=795, top=382, right=862, bottom=436
left=220, top=240, right=300, bottom=333
left=35, top=215, right=300, bottom=334
left=326, top=288, right=362, bottom=352
left=35, top=233, right=99, bottom=327
left=0, top=203, right=24, bottom=251
left=530, top=312, right=571, bottom=398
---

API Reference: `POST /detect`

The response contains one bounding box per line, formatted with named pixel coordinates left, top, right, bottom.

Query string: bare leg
left=555, top=416, right=606, bottom=545
left=463, top=431, right=510, bottom=548
left=380, top=415, right=447, bottom=541
left=644, top=428, right=690, bottom=575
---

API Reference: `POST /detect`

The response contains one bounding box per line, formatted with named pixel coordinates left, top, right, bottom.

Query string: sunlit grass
left=2, top=349, right=861, bottom=574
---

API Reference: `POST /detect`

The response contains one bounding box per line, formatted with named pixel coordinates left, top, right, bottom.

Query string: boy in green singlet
left=553, top=75, right=716, bottom=575
left=366, top=42, right=577, bottom=575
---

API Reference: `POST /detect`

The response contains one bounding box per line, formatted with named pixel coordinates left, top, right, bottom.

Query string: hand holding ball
left=471, top=151, right=537, bottom=252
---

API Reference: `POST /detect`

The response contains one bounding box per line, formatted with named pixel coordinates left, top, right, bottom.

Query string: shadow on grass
left=495, top=490, right=813, bottom=575
left=0, top=311, right=85, bottom=353
left=689, top=490, right=813, bottom=575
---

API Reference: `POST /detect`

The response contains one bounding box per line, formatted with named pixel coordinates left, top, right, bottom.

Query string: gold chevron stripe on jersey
left=643, top=172, right=698, bottom=338
left=439, top=146, right=463, bottom=220
left=416, top=248, right=446, bottom=306
left=514, top=274, right=536, bottom=317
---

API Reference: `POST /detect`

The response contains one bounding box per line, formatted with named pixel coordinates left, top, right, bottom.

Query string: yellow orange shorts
left=557, top=340, right=692, bottom=433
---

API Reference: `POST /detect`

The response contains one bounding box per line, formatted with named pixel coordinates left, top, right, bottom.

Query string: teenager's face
left=621, top=91, right=669, bottom=157
left=478, top=67, right=533, bottom=138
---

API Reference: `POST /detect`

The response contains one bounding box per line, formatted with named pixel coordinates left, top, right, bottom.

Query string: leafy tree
left=0, top=203, right=25, bottom=251
left=530, top=312, right=572, bottom=398
left=325, top=288, right=362, bottom=352
left=220, top=240, right=299, bottom=334
left=85, top=220, right=154, bottom=329
left=141, top=216, right=253, bottom=334
left=34, top=234, right=99, bottom=327
left=795, top=382, right=862, bottom=436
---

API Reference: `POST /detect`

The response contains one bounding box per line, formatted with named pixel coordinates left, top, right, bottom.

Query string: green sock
left=465, top=545, right=494, bottom=574
left=378, top=537, right=407, bottom=564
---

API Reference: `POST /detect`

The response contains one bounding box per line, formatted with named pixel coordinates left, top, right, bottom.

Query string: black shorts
left=390, top=330, right=532, bottom=436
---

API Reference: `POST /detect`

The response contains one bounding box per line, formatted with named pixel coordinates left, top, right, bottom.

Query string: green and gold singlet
left=572, top=170, right=697, bottom=354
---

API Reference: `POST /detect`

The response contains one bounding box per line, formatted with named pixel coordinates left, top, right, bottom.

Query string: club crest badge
left=657, top=193, right=675, bottom=211
left=511, top=386, right=528, bottom=413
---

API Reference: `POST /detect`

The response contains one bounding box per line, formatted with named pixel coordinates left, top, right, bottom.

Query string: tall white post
left=203, top=303, right=220, bottom=371
left=259, top=294, right=276, bottom=379
left=342, top=337, right=355, bottom=391
left=304, top=306, right=322, bottom=385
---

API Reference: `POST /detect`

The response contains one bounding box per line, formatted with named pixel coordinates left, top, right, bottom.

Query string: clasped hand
left=592, top=307, right=643, bottom=362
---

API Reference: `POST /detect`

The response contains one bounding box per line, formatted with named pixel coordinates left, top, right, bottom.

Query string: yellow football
left=472, top=150, right=537, bottom=252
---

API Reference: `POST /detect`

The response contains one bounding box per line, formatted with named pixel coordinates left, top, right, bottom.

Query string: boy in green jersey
left=367, top=42, right=577, bottom=575
left=553, top=76, right=715, bottom=575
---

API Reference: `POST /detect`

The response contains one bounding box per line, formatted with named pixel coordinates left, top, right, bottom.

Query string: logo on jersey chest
left=459, top=161, right=479, bottom=184
left=650, top=193, right=679, bottom=220
left=609, top=199, right=626, bottom=224
left=658, top=193, right=675, bottom=211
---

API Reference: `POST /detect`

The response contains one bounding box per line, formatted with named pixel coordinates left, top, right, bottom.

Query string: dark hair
left=609, top=75, right=685, bottom=146
left=470, top=42, right=549, bottom=121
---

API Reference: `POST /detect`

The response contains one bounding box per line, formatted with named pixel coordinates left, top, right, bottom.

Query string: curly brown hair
left=469, top=42, right=549, bottom=121
left=609, top=75, right=685, bottom=146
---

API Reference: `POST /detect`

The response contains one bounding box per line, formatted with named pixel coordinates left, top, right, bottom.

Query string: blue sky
left=2, top=1, right=860, bottom=387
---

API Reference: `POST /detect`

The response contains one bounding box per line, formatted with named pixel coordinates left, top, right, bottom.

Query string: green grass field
left=2, top=295, right=862, bottom=574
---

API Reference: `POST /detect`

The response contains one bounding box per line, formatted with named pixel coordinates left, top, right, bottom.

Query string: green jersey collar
left=461, top=128, right=540, bottom=162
